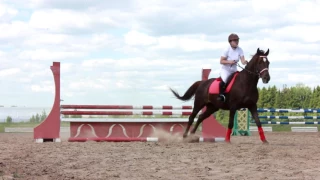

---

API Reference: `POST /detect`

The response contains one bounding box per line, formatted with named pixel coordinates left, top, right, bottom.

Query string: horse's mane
left=246, top=49, right=265, bottom=69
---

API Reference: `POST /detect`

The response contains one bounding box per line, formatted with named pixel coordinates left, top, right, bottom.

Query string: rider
left=217, top=33, right=248, bottom=102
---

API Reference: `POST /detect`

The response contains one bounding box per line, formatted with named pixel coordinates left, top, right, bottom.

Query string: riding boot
left=217, top=81, right=226, bottom=102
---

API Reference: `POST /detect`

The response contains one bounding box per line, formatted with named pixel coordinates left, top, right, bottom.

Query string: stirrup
left=217, top=94, right=225, bottom=102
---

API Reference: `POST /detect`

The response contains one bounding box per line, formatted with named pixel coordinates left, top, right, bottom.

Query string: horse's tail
left=169, top=81, right=202, bottom=101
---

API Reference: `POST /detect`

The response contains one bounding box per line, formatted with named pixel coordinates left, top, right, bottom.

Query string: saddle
left=208, top=71, right=239, bottom=94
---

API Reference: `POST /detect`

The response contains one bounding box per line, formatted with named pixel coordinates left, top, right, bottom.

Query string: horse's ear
left=265, top=49, right=269, bottom=56
left=257, top=48, right=260, bottom=54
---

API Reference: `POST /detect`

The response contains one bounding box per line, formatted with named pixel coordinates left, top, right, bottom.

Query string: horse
left=169, top=48, right=271, bottom=143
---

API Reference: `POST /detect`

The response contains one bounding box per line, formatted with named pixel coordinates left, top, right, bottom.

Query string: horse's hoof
left=262, top=140, right=269, bottom=144
left=225, top=140, right=231, bottom=143
left=183, top=135, right=187, bottom=138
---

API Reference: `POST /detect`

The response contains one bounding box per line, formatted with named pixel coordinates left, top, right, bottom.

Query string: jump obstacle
left=233, top=108, right=320, bottom=133
left=254, top=108, right=320, bottom=132
left=33, top=62, right=227, bottom=143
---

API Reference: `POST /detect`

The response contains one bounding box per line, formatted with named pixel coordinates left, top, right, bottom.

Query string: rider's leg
left=217, top=70, right=229, bottom=102
left=217, top=80, right=226, bottom=101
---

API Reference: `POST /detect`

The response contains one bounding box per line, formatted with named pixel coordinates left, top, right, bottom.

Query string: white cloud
left=61, top=63, right=75, bottom=73
left=267, top=53, right=320, bottom=62
left=266, top=25, right=320, bottom=43
left=22, top=32, right=116, bottom=55
left=152, top=85, right=169, bottom=91
left=30, top=81, right=54, bottom=93
left=0, top=21, right=31, bottom=40
left=69, top=80, right=107, bottom=90
left=155, top=35, right=222, bottom=52
left=286, top=1, right=320, bottom=24
left=29, top=10, right=93, bottom=31
left=29, top=9, right=119, bottom=33
left=251, top=0, right=298, bottom=12
left=29, top=69, right=51, bottom=78
left=287, top=73, right=320, bottom=89
left=124, top=31, right=226, bottom=52
left=240, top=38, right=320, bottom=60
left=0, top=68, right=21, bottom=77
left=81, top=59, right=116, bottom=68
left=124, top=30, right=157, bottom=46
left=81, top=57, right=217, bottom=72
left=116, top=81, right=132, bottom=89
left=0, top=2, right=18, bottom=21
left=0, top=0, right=319, bottom=108
left=23, top=33, right=71, bottom=46
left=0, top=51, right=6, bottom=57
left=90, top=34, right=111, bottom=45
left=18, top=49, right=87, bottom=61
left=27, top=0, right=134, bottom=10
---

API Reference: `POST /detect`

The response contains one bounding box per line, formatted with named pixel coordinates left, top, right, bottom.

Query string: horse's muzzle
left=262, top=74, right=270, bottom=84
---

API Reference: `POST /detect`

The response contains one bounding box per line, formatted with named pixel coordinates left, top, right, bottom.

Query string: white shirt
left=221, top=46, right=244, bottom=72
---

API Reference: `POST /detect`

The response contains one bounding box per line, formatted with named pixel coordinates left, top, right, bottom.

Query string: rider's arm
left=220, top=56, right=234, bottom=65
left=239, top=48, right=248, bottom=65
left=240, top=56, right=248, bottom=65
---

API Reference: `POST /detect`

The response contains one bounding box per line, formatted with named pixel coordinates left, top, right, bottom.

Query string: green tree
left=314, top=86, right=320, bottom=108
left=6, top=116, right=12, bottom=123
left=35, top=113, right=40, bottom=122
left=30, top=115, right=34, bottom=122
left=288, top=83, right=312, bottom=108
left=40, top=110, right=47, bottom=121
left=257, top=87, right=266, bottom=108
left=274, top=90, right=284, bottom=108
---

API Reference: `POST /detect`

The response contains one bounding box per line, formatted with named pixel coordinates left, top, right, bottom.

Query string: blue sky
left=0, top=0, right=320, bottom=108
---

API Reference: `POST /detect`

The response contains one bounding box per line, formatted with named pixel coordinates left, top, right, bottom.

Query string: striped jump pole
left=60, top=105, right=193, bottom=109
left=258, top=116, right=320, bottom=119
left=254, top=109, right=320, bottom=124
left=241, top=108, right=320, bottom=124
left=257, top=108, right=320, bottom=113
left=60, top=109, right=195, bottom=116
left=248, top=108, right=320, bottom=132
left=260, top=121, right=320, bottom=125
left=68, top=137, right=226, bottom=142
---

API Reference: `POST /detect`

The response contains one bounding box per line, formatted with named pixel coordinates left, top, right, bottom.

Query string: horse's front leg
left=248, top=105, right=268, bottom=143
left=225, top=108, right=236, bottom=143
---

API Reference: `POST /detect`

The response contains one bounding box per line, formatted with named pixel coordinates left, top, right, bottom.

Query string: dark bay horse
left=170, top=48, right=271, bottom=143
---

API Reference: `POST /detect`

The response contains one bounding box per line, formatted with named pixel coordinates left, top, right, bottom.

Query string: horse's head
left=248, top=48, right=270, bottom=84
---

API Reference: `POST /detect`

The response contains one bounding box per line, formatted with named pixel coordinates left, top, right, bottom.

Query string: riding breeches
left=220, top=69, right=236, bottom=83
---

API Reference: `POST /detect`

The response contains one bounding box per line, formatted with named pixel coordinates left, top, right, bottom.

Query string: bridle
left=236, top=55, right=269, bottom=78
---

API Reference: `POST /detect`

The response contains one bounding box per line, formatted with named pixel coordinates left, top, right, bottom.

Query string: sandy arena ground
left=1, top=132, right=320, bottom=180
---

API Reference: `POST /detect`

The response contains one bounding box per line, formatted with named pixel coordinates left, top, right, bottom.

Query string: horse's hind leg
left=183, top=98, right=205, bottom=138
left=190, top=103, right=218, bottom=135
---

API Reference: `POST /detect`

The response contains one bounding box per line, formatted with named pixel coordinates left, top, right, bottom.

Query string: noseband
left=237, top=55, right=269, bottom=78
left=258, top=68, right=269, bottom=77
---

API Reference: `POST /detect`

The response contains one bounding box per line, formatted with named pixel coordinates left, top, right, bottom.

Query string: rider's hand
left=230, top=60, right=237, bottom=65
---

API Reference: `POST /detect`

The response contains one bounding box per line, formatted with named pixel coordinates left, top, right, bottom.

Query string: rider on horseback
left=217, top=33, right=248, bottom=102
